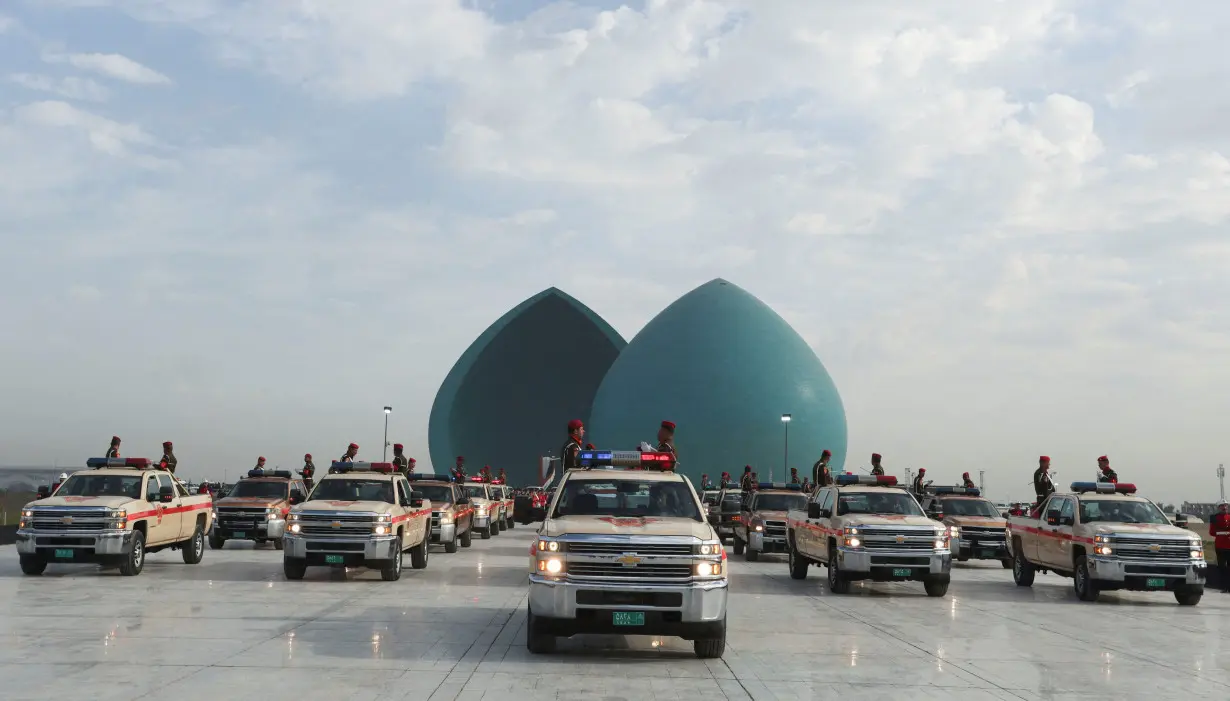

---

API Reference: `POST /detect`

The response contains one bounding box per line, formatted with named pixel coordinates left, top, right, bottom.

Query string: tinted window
left=553, top=479, right=702, bottom=521
left=416, top=485, right=454, bottom=504
left=938, top=498, right=1001, bottom=518
left=57, top=475, right=143, bottom=499
left=836, top=491, right=923, bottom=516
left=228, top=481, right=288, bottom=499
left=145, top=475, right=161, bottom=501
left=1080, top=499, right=1168, bottom=525
left=464, top=485, right=488, bottom=499
left=310, top=479, right=394, bottom=504
left=752, top=494, right=807, bottom=512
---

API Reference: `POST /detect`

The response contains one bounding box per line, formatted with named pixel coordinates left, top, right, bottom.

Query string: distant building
left=1181, top=502, right=1221, bottom=520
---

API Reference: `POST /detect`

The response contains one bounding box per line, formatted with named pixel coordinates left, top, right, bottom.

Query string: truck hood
left=294, top=501, right=396, bottom=515
left=28, top=495, right=135, bottom=509
left=544, top=515, right=712, bottom=539
left=1091, top=523, right=1196, bottom=538
left=755, top=510, right=791, bottom=521
left=947, top=516, right=1006, bottom=528
left=216, top=497, right=285, bottom=508
left=843, top=515, right=940, bottom=529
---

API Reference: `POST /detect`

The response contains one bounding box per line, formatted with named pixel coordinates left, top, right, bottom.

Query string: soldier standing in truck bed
left=392, top=443, right=409, bottom=475
left=159, top=441, right=177, bottom=474
left=107, top=436, right=121, bottom=459
left=656, top=421, right=677, bottom=461
left=812, top=450, right=833, bottom=487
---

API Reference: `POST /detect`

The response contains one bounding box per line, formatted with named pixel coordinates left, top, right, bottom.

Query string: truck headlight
left=439, top=512, right=454, bottom=524
left=376, top=514, right=391, bottom=523
left=844, top=536, right=861, bottom=548
left=374, top=525, right=389, bottom=536
left=752, top=521, right=764, bottom=532
left=107, top=508, right=127, bottom=519
left=934, top=538, right=946, bottom=549
left=948, top=526, right=959, bottom=539
left=289, top=523, right=301, bottom=534
left=844, top=527, right=859, bottom=536
left=536, top=558, right=564, bottom=574
left=106, top=519, right=127, bottom=530
left=695, top=541, right=721, bottom=555
left=22, top=509, right=34, bottom=519
left=537, top=539, right=562, bottom=552
left=1094, top=534, right=1110, bottom=544
left=1192, top=549, right=1203, bottom=559
left=695, top=561, right=723, bottom=577
left=1094, top=545, right=1113, bottom=556
left=288, top=513, right=301, bottom=521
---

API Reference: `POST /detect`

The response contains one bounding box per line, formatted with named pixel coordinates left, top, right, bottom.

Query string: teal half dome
left=588, top=279, right=847, bottom=481
left=428, top=288, right=625, bottom=484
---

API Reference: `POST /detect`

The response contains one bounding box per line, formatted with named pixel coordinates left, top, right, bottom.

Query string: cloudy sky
left=1, top=1, right=1227, bottom=502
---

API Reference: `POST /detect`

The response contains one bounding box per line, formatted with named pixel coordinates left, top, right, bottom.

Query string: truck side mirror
left=159, top=485, right=175, bottom=503
left=457, top=496, right=469, bottom=505
left=289, top=493, right=303, bottom=505
left=36, top=485, right=50, bottom=499
left=1045, top=510, right=1061, bottom=525
left=808, top=503, right=821, bottom=519
left=1059, top=515, right=1074, bottom=526
left=409, top=491, right=424, bottom=508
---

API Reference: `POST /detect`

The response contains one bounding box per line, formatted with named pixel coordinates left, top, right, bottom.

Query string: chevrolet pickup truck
left=920, top=486, right=1011, bottom=568
left=732, top=482, right=808, bottom=561
left=209, top=469, right=307, bottom=550
left=16, top=458, right=213, bottom=576
left=283, top=462, right=432, bottom=581
left=785, top=474, right=953, bottom=597
left=492, top=482, right=516, bottom=530
left=527, top=449, right=728, bottom=659
left=461, top=480, right=500, bottom=539
left=405, top=474, right=473, bottom=552
left=1006, top=482, right=1206, bottom=605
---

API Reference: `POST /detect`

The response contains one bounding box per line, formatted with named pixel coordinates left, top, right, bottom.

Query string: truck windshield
left=939, top=498, right=1001, bottom=518
left=1079, top=500, right=1169, bottom=525
left=464, top=485, right=488, bottom=500
left=55, top=475, right=142, bottom=499
left=228, top=481, right=287, bottom=499
left=720, top=494, right=743, bottom=513
left=416, top=485, right=454, bottom=504
left=838, top=491, right=924, bottom=516
left=702, top=491, right=719, bottom=505
left=553, top=479, right=703, bottom=521
left=753, top=494, right=807, bottom=512
left=309, top=479, right=393, bottom=504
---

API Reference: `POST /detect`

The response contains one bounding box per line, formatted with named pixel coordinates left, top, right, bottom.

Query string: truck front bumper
left=282, top=534, right=399, bottom=565
left=1088, top=556, right=1206, bottom=587
left=212, top=519, right=286, bottom=540
left=837, top=547, right=951, bottom=580
left=956, top=538, right=1008, bottom=560
left=749, top=532, right=788, bottom=553
left=431, top=523, right=457, bottom=543
left=16, top=528, right=133, bottom=558
left=474, top=515, right=491, bottom=528
left=528, top=575, right=727, bottom=638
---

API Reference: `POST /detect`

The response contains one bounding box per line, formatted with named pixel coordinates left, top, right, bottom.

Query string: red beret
left=456, top=456, right=464, bottom=461
left=111, top=436, right=121, bottom=443
left=962, top=472, right=970, bottom=477
left=163, top=441, right=172, bottom=447
left=822, top=449, right=832, bottom=457
left=1040, top=456, right=1050, bottom=462
left=257, top=456, right=266, bottom=462
left=408, top=457, right=416, bottom=463
left=1097, top=455, right=1108, bottom=462
left=567, top=419, right=584, bottom=431
left=304, top=453, right=312, bottom=459
left=393, top=443, right=403, bottom=450
left=919, top=468, right=926, bottom=473
left=871, top=453, right=881, bottom=460
left=661, top=421, right=675, bottom=431
left=348, top=443, right=359, bottom=450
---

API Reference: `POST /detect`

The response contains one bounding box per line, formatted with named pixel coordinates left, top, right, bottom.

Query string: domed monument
left=428, top=288, right=626, bottom=483
left=587, top=279, right=847, bottom=480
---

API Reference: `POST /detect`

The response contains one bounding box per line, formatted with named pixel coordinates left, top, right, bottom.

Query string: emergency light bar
left=835, top=474, right=898, bottom=486
left=756, top=482, right=802, bottom=491
left=933, top=486, right=980, bottom=496
left=577, top=449, right=676, bottom=470
left=1071, top=481, right=1137, bottom=495
left=330, top=461, right=395, bottom=473
left=87, top=457, right=152, bottom=469
left=247, top=469, right=293, bottom=479
left=406, top=474, right=449, bottom=482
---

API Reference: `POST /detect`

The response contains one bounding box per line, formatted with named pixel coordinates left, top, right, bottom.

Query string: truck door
left=1051, top=497, right=1076, bottom=568
left=1038, top=497, right=1069, bottom=567
left=142, top=473, right=172, bottom=545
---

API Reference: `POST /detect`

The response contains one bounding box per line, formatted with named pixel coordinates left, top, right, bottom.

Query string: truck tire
left=924, top=578, right=950, bottom=597
left=410, top=535, right=429, bottom=569
left=445, top=532, right=459, bottom=553
left=1001, top=558, right=1012, bottom=569
left=526, top=606, right=556, bottom=654
left=744, top=546, right=759, bottom=562
left=181, top=525, right=205, bottom=565
left=693, top=617, right=726, bottom=659
left=787, top=537, right=809, bottom=580
left=209, top=531, right=225, bottom=550
left=1012, top=546, right=1035, bottom=587
left=491, top=517, right=501, bottom=535
left=1073, top=555, right=1100, bottom=602
left=274, top=538, right=284, bottom=551
left=119, top=530, right=146, bottom=577
left=1175, top=584, right=1203, bottom=606
left=480, top=525, right=491, bottom=540
left=19, top=556, right=47, bottom=576
left=283, top=557, right=307, bottom=580
left=732, top=535, right=744, bottom=556
left=381, top=543, right=403, bottom=581
left=460, top=526, right=473, bottom=548
left=827, top=546, right=851, bottom=594
left=506, top=516, right=515, bottom=529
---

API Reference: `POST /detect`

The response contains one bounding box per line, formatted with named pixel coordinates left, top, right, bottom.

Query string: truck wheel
left=732, top=536, right=744, bottom=556
left=1001, top=558, right=1012, bottom=569
left=1073, top=555, right=1100, bottom=602
left=693, top=617, right=726, bottom=659
left=445, top=532, right=459, bottom=553
left=1012, top=547, right=1035, bottom=587
left=827, top=549, right=851, bottom=594
left=209, top=531, right=225, bottom=550
left=956, top=554, right=970, bottom=563
left=506, top=516, right=515, bottom=529
left=19, top=556, right=47, bottom=575
left=274, top=538, right=284, bottom=551
left=788, top=538, right=809, bottom=580
left=1175, top=584, right=1203, bottom=606
left=181, top=525, right=205, bottom=565
left=119, top=530, right=146, bottom=577
left=283, top=557, right=307, bottom=580
left=410, top=535, right=429, bottom=570
left=526, top=606, right=556, bottom=654
left=491, top=518, right=502, bottom=535
left=381, top=543, right=403, bottom=581
left=460, top=526, right=473, bottom=548
left=480, top=525, right=491, bottom=540
left=924, top=578, right=950, bottom=597
left=744, top=546, right=759, bottom=562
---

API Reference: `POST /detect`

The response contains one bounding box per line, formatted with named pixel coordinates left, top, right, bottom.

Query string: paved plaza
left=2, top=527, right=1227, bottom=701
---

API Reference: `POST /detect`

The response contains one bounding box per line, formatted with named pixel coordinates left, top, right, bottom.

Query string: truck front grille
left=859, top=528, right=939, bottom=551
left=567, top=563, right=693, bottom=580
left=764, top=520, right=787, bottom=537
left=567, top=542, right=693, bottom=556
left=26, top=508, right=110, bottom=533
left=296, top=512, right=377, bottom=538
left=1111, top=537, right=1195, bottom=561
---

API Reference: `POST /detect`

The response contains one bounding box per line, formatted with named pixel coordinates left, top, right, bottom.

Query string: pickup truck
left=283, top=462, right=432, bottom=581
left=527, top=449, right=728, bottom=659
left=1006, top=482, right=1206, bottom=605
left=16, top=458, right=213, bottom=576
left=461, top=480, right=501, bottom=539
left=711, top=488, right=744, bottom=543
left=405, top=475, right=474, bottom=552
left=919, top=486, right=1011, bottom=568
left=209, top=468, right=307, bottom=550
left=732, top=483, right=808, bottom=561
left=785, top=474, right=953, bottom=597
left=491, top=482, right=516, bottom=531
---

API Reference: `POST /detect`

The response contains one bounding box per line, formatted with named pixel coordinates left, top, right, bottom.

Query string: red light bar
left=639, top=452, right=675, bottom=469
left=125, top=458, right=151, bottom=468
left=470, top=476, right=484, bottom=482
left=1115, top=483, right=1137, bottom=494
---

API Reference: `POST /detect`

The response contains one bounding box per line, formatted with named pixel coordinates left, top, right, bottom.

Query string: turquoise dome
left=588, top=279, right=847, bottom=481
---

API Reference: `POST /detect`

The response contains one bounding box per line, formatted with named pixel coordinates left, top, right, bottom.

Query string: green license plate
left=979, top=549, right=996, bottom=557
left=233, top=532, right=245, bottom=539
left=53, top=549, right=73, bottom=559
left=892, top=568, right=912, bottom=577
left=612, top=612, right=644, bottom=626
left=325, top=555, right=344, bottom=564
left=1145, top=578, right=1166, bottom=588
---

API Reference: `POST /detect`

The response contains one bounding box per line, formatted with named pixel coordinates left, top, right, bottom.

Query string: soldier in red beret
left=159, top=441, right=177, bottom=474
left=497, top=467, right=507, bottom=484
left=962, top=472, right=976, bottom=489
left=450, top=455, right=466, bottom=483
left=340, top=443, right=358, bottom=462
left=870, top=453, right=885, bottom=476
left=720, top=471, right=732, bottom=488
left=1097, top=456, right=1118, bottom=484
left=300, top=453, right=316, bottom=491
left=812, top=449, right=833, bottom=487
left=407, top=457, right=417, bottom=475
left=1033, top=456, right=1054, bottom=512
left=254, top=456, right=267, bottom=472
left=106, top=436, right=121, bottom=459
left=392, top=443, right=409, bottom=475
left=549, top=419, right=585, bottom=487
left=656, top=420, right=677, bottom=460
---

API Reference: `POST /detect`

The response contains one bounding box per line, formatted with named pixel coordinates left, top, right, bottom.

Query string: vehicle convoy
left=785, top=475, right=953, bottom=597
left=491, top=482, right=516, bottom=531
left=711, top=488, right=744, bottom=543
left=527, top=449, right=728, bottom=659
left=515, top=487, right=549, bottom=524
left=282, top=462, right=432, bottom=581
left=209, top=468, right=307, bottom=550
left=732, top=483, right=808, bottom=561
left=16, top=458, right=213, bottom=576
left=406, top=474, right=473, bottom=552
left=462, top=479, right=501, bottom=539
left=919, top=486, right=1011, bottom=568
left=1007, top=482, right=1207, bottom=605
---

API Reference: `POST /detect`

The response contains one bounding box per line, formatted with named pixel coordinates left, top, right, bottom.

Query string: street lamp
left=383, top=406, right=392, bottom=461
left=780, top=414, right=791, bottom=482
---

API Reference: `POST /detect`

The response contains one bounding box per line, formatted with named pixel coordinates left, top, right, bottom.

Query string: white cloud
left=14, top=100, right=155, bottom=156
left=45, top=51, right=172, bottom=85
left=9, top=73, right=110, bottom=101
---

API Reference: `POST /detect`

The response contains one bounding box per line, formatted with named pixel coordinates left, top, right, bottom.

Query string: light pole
left=1218, top=464, right=1225, bottom=503
left=779, top=414, right=791, bottom=483
left=979, top=470, right=985, bottom=494
left=383, top=406, right=392, bottom=461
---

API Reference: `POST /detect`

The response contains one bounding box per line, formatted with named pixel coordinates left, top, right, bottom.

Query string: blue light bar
left=406, top=473, right=451, bottom=482
left=835, top=474, right=899, bottom=486
left=1070, top=481, right=1136, bottom=494
left=934, top=486, right=980, bottom=496
left=757, top=482, right=802, bottom=491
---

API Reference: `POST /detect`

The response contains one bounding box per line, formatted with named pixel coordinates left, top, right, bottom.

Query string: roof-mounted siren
left=331, top=461, right=395, bottom=474
left=87, top=457, right=152, bottom=470
left=405, top=474, right=446, bottom=482
left=577, top=449, right=676, bottom=471
left=933, top=486, right=981, bottom=496
left=756, top=482, right=802, bottom=491
left=1070, top=481, right=1136, bottom=495
left=835, top=474, right=898, bottom=486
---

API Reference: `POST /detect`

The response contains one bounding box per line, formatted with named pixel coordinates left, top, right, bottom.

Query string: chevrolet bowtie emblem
left=617, top=554, right=641, bottom=567
left=331, top=521, right=342, bottom=528
left=1149, top=544, right=1161, bottom=552
left=895, top=535, right=905, bottom=543
left=61, top=517, right=73, bottom=524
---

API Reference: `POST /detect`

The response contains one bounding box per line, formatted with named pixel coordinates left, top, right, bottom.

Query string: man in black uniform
left=332, top=443, right=358, bottom=472
left=1097, top=456, right=1118, bottom=483
left=452, top=456, right=467, bottom=483
left=107, top=436, right=121, bottom=459
left=546, top=419, right=585, bottom=488
left=254, top=456, right=267, bottom=472
left=391, top=443, right=409, bottom=475
left=812, top=449, right=833, bottom=487
left=300, top=454, right=316, bottom=492
left=911, top=467, right=927, bottom=495
left=870, top=453, right=885, bottom=476
left=962, top=472, right=976, bottom=489
left=1033, top=456, right=1055, bottom=511
left=790, top=467, right=800, bottom=485
left=739, top=466, right=754, bottom=491
left=159, top=441, right=178, bottom=474
left=656, top=421, right=677, bottom=460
